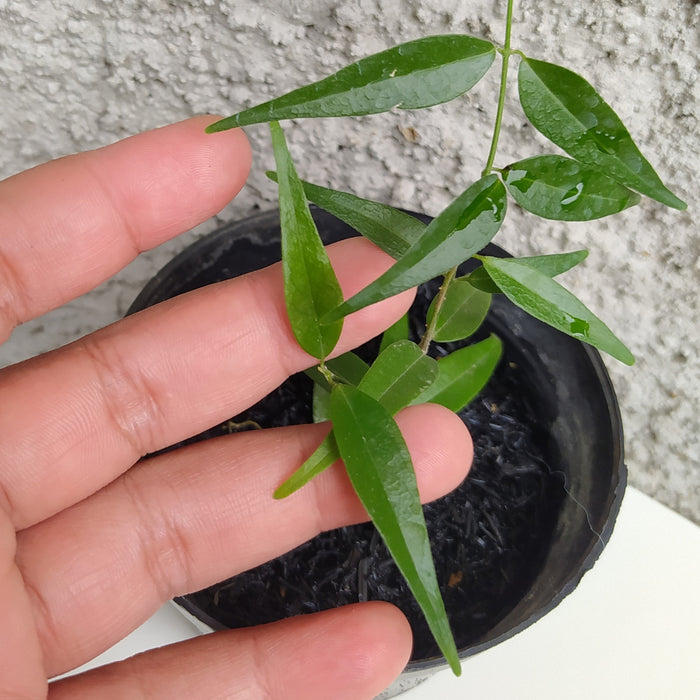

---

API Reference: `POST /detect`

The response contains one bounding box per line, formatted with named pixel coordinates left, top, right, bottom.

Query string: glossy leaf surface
left=358, top=340, right=438, bottom=415
left=414, top=334, right=502, bottom=411
left=506, top=250, right=589, bottom=277
left=325, top=175, right=507, bottom=322
left=427, top=279, right=492, bottom=341
left=268, top=173, right=426, bottom=259
left=330, top=384, right=461, bottom=675
left=518, top=57, right=686, bottom=210
left=270, top=122, right=344, bottom=359
left=480, top=256, right=634, bottom=364
left=503, top=155, right=640, bottom=220
left=207, top=35, right=495, bottom=131
left=465, top=249, right=588, bottom=292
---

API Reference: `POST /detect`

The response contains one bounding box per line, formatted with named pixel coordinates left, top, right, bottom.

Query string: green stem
left=419, top=0, right=516, bottom=356
left=419, top=266, right=458, bottom=354
left=318, top=361, right=337, bottom=386
left=482, top=0, right=515, bottom=176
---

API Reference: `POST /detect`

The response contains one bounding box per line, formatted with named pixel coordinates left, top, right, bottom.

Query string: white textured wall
left=1, top=0, right=698, bottom=523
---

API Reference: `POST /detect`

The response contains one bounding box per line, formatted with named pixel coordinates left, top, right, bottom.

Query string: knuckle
left=80, top=335, right=165, bottom=459
left=120, top=471, right=197, bottom=601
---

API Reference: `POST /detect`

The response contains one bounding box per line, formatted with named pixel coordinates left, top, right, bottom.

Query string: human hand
left=0, top=117, right=472, bottom=699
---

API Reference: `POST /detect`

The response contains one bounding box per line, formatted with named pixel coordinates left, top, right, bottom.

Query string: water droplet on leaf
left=561, top=182, right=584, bottom=206
left=568, top=316, right=590, bottom=338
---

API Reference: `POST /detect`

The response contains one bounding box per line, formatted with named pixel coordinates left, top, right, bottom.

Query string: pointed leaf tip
left=207, top=35, right=495, bottom=130
left=518, top=57, right=686, bottom=210
left=327, top=175, right=506, bottom=321
left=330, top=384, right=460, bottom=673
left=414, top=334, right=502, bottom=412
left=482, top=256, right=635, bottom=365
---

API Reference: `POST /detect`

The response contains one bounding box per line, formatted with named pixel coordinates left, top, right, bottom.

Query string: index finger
left=0, top=116, right=251, bottom=343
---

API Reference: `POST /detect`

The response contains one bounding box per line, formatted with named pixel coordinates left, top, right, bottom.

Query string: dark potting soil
left=180, top=279, right=567, bottom=662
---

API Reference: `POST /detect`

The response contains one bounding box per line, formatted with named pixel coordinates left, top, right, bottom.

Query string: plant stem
left=419, top=1, right=516, bottom=356
left=318, top=361, right=336, bottom=386
left=419, top=265, right=458, bottom=353
left=482, top=0, right=515, bottom=176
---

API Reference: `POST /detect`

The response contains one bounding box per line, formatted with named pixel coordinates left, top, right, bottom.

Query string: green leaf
left=270, top=121, right=344, bottom=359
left=506, top=250, right=589, bottom=277
left=330, top=384, right=461, bottom=675
left=358, top=340, right=438, bottom=415
left=414, top=334, right=502, bottom=412
left=306, top=352, right=370, bottom=392
left=207, top=35, right=495, bottom=130
left=308, top=352, right=370, bottom=422
left=325, top=175, right=507, bottom=322
left=379, top=313, right=410, bottom=353
left=327, top=353, right=370, bottom=384
left=503, top=155, right=641, bottom=220
left=273, top=432, right=338, bottom=499
left=463, top=266, right=501, bottom=294
left=312, top=383, right=331, bottom=423
left=465, top=249, right=588, bottom=293
left=427, top=279, right=491, bottom=342
left=267, top=172, right=426, bottom=259
left=518, top=57, right=686, bottom=210
left=277, top=343, right=429, bottom=497
left=480, top=256, right=635, bottom=365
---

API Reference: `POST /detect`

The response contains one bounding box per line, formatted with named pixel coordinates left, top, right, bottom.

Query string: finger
left=0, top=511, right=45, bottom=698
left=0, top=116, right=251, bottom=342
left=49, top=603, right=412, bottom=700
left=0, top=237, right=414, bottom=529
left=18, top=403, right=472, bottom=675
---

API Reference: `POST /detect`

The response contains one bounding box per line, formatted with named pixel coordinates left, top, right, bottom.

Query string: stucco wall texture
left=0, top=1, right=698, bottom=523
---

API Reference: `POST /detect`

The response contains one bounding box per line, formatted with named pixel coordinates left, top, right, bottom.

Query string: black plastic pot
left=128, top=208, right=626, bottom=697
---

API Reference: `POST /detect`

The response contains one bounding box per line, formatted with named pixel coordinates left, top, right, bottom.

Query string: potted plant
left=130, top=1, right=685, bottom=695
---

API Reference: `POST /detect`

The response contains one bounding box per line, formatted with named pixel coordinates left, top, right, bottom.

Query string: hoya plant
left=206, top=0, right=685, bottom=675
